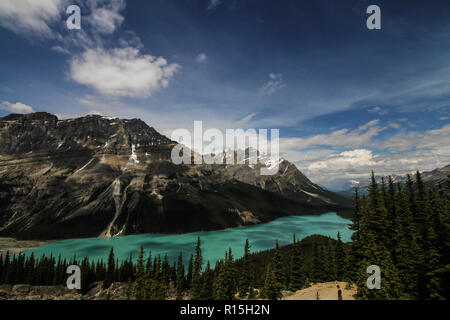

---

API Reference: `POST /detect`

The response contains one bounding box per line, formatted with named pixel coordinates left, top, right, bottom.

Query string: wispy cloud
left=302, top=146, right=449, bottom=188
left=259, top=73, right=285, bottom=95
left=388, top=122, right=401, bottom=129
left=368, top=106, right=389, bottom=115
left=0, top=101, right=34, bottom=114
left=51, top=45, right=70, bottom=55
left=87, top=0, right=125, bottom=34
left=379, top=124, right=450, bottom=152
left=0, top=0, right=67, bottom=38
left=279, top=119, right=383, bottom=151
left=237, top=112, right=257, bottom=124
left=195, top=53, right=207, bottom=63
left=283, top=121, right=450, bottom=188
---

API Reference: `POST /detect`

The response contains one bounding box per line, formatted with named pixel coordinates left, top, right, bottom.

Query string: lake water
left=25, top=212, right=351, bottom=267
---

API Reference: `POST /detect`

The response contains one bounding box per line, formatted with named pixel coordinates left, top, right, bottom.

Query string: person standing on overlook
left=337, top=285, right=343, bottom=300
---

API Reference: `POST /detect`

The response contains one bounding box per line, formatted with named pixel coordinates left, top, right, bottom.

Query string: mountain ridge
left=337, top=165, right=450, bottom=198
left=0, top=112, right=351, bottom=240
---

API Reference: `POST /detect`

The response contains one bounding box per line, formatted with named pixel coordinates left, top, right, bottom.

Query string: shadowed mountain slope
left=0, top=112, right=351, bottom=240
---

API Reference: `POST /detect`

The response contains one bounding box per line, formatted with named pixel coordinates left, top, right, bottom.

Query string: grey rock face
left=0, top=113, right=350, bottom=240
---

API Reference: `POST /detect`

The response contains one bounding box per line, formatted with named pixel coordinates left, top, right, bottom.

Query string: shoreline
left=0, top=238, right=53, bottom=256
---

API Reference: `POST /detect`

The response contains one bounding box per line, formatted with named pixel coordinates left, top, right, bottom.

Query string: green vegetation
left=0, top=234, right=348, bottom=299
left=0, top=171, right=448, bottom=300
left=348, top=171, right=450, bottom=299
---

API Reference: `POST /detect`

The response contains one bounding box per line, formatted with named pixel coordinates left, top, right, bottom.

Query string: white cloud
left=51, top=45, right=71, bottom=55
left=388, top=122, right=401, bottom=129
left=302, top=147, right=450, bottom=187
left=69, top=47, right=180, bottom=98
left=88, top=0, right=125, bottom=35
left=237, top=112, right=257, bottom=124
left=276, top=120, right=450, bottom=188
left=195, top=53, right=208, bottom=63
left=259, top=73, right=285, bottom=95
left=0, top=0, right=66, bottom=37
left=279, top=119, right=383, bottom=151
left=308, top=149, right=377, bottom=172
left=0, top=101, right=34, bottom=114
left=440, top=116, right=449, bottom=120
left=368, top=106, right=389, bottom=115
left=285, top=123, right=450, bottom=188
left=380, top=124, right=450, bottom=152
left=277, top=120, right=384, bottom=186
left=118, top=30, right=144, bottom=49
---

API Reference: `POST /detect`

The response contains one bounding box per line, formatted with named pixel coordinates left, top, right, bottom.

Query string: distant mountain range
left=337, top=165, right=450, bottom=198
left=0, top=112, right=351, bottom=240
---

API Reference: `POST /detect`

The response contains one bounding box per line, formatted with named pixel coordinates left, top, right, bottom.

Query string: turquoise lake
left=25, top=212, right=351, bottom=267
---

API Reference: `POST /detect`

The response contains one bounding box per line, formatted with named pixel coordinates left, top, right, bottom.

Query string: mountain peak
left=0, top=111, right=350, bottom=240
left=1, top=112, right=58, bottom=122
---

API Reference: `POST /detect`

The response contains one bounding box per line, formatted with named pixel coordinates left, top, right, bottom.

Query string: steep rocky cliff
left=0, top=112, right=351, bottom=240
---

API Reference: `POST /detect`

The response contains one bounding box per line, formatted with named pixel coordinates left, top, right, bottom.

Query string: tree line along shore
left=0, top=171, right=448, bottom=300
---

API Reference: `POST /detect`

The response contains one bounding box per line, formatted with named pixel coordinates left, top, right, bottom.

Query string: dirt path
left=0, top=237, right=51, bottom=255
left=284, top=281, right=356, bottom=300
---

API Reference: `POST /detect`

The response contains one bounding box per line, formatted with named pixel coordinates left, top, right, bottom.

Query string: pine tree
left=190, top=237, right=203, bottom=299
left=272, top=241, right=284, bottom=288
left=131, top=246, right=148, bottom=300
left=355, top=174, right=402, bottom=299
left=261, top=263, right=281, bottom=300
left=186, top=255, right=193, bottom=289
left=103, top=248, right=115, bottom=289
left=175, top=252, right=185, bottom=300
left=80, top=257, right=92, bottom=294
left=288, top=241, right=305, bottom=291
left=335, top=232, right=346, bottom=280
left=367, top=172, right=389, bottom=243
left=26, top=253, right=36, bottom=285
left=214, top=249, right=236, bottom=300
left=145, top=250, right=152, bottom=277
left=146, top=277, right=166, bottom=300
left=154, top=255, right=162, bottom=281
left=238, top=239, right=252, bottom=298
left=386, top=176, right=398, bottom=253
left=393, top=183, right=420, bottom=298
left=348, top=188, right=363, bottom=282
left=406, top=174, right=416, bottom=216
left=311, top=240, right=326, bottom=282
left=161, top=254, right=170, bottom=284
left=326, top=238, right=336, bottom=281
left=422, top=190, right=444, bottom=299
left=201, top=261, right=214, bottom=300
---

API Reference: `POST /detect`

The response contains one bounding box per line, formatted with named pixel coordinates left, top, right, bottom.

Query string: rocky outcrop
left=0, top=112, right=351, bottom=240
left=0, top=282, right=128, bottom=300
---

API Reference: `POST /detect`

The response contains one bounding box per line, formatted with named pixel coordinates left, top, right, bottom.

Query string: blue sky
left=0, top=0, right=449, bottom=189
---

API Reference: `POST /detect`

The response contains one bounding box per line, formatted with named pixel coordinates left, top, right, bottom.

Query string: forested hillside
left=348, top=172, right=450, bottom=299
left=1, top=171, right=448, bottom=300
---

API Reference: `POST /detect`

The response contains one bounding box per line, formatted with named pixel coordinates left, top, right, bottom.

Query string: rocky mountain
left=338, top=165, right=450, bottom=198
left=0, top=112, right=351, bottom=240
